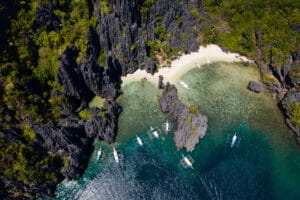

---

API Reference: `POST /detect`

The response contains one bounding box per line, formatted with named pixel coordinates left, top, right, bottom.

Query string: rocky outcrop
left=160, top=82, right=208, bottom=151
left=58, top=46, right=91, bottom=108
left=84, top=100, right=122, bottom=143
left=280, top=92, right=300, bottom=112
left=279, top=92, right=300, bottom=139
left=35, top=3, right=60, bottom=31
left=57, top=29, right=122, bottom=108
left=255, top=31, right=300, bottom=141
left=263, top=48, right=300, bottom=141
left=287, top=51, right=300, bottom=87
left=93, top=0, right=206, bottom=75
left=80, top=29, right=104, bottom=96
left=248, top=81, right=262, bottom=93
left=54, top=29, right=123, bottom=179
left=33, top=123, right=93, bottom=179
left=101, top=56, right=122, bottom=99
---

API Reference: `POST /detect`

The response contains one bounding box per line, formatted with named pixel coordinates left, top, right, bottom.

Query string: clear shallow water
left=47, top=62, right=300, bottom=200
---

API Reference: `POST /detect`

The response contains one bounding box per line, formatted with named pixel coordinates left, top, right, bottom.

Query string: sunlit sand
left=121, top=44, right=251, bottom=86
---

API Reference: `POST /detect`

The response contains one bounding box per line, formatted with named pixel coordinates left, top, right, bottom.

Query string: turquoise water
left=48, top=62, right=300, bottom=200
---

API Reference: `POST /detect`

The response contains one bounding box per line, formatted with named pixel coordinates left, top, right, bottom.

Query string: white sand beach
left=121, top=44, right=251, bottom=86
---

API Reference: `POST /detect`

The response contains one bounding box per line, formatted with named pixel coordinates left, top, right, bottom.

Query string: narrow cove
left=48, top=62, right=300, bottom=200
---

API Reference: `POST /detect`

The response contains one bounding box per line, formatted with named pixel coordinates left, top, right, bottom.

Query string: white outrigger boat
left=231, top=132, right=238, bottom=148
left=179, top=81, right=189, bottom=89
left=180, top=153, right=194, bottom=169
left=226, top=132, right=241, bottom=148
left=136, top=135, right=144, bottom=146
left=113, top=147, right=119, bottom=163
left=96, top=147, right=102, bottom=161
left=147, top=126, right=160, bottom=139
left=162, top=120, right=172, bottom=134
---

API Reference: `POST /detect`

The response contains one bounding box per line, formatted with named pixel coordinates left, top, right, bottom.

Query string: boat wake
left=200, top=176, right=223, bottom=200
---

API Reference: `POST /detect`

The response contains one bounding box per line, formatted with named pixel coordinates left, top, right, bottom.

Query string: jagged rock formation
left=160, top=82, right=208, bottom=151
left=58, top=46, right=93, bottom=107
left=248, top=81, right=262, bottom=93
left=34, top=123, right=93, bottom=179
left=279, top=92, right=300, bottom=144
left=35, top=4, right=61, bottom=31
left=262, top=50, right=300, bottom=141
left=53, top=26, right=123, bottom=180
left=57, top=28, right=122, bottom=108
left=92, top=0, right=206, bottom=75
left=84, top=100, right=122, bottom=143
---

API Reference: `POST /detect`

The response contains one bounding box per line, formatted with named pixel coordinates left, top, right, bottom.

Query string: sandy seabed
left=121, top=44, right=251, bottom=86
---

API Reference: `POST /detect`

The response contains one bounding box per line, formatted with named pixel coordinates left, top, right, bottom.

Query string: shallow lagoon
left=49, top=62, right=300, bottom=200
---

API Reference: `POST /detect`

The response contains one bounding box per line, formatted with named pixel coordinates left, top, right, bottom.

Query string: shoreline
left=121, top=44, right=252, bottom=86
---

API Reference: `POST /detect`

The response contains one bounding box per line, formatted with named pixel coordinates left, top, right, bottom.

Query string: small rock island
left=159, top=82, right=208, bottom=151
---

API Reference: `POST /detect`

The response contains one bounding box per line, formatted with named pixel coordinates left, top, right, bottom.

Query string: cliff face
left=34, top=123, right=93, bottom=179
left=92, top=0, right=205, bottom=75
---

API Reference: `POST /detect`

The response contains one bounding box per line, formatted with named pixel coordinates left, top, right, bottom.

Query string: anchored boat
left=180, top=153, right=194, bottom=169
left=161, top=120, right=173, bottom=134
left=136, top=135, right=144, bottom=146
left=96, top=147, right=102, bottom=161
left=113, top=147, right=119, bottom=163
left=179, top=81, right=189, bottom=89
left=231, top=132, right=237, bottom=148
left=162, top=119, right=172, bottom=134
left=226, top=132, right=241, bottom=148
left=147, top=126, right=160, bottom=139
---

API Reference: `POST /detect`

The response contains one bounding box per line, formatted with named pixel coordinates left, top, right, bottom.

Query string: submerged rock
left=248, top=81, right=262, bottom=93
left=159, top=83, right=208, bottom=151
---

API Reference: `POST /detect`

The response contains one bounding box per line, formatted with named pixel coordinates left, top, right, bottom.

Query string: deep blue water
left=46, top=62, right=300, bottom=200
